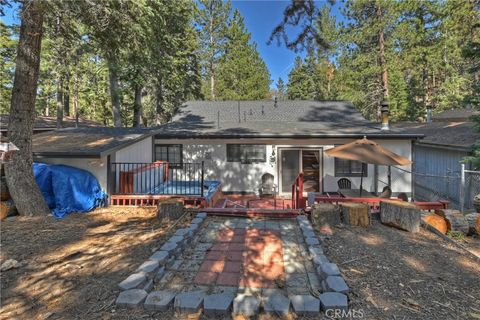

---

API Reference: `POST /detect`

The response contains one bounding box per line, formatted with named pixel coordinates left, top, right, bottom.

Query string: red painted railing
left=291, top=172, right=304, bottom=209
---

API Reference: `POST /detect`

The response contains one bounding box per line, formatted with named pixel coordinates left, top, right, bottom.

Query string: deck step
left=202, top=208, right=300, bottom=218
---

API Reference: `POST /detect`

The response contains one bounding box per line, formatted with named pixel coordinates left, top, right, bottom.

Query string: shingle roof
left=33, top=127, right=153, bottom=158
left=0, top=114, right=102, bottom=131
left=392, top=121, right=478, bottom=150
left=155, top=100, right=421, bottom=138
left=433, top=108, right=480, bottom=122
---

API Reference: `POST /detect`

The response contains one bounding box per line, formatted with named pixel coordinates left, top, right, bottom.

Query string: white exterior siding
left=36, top=136, right=153, bottom=192
left=37, top=157, right=109, bottom=191
left=154, top=138, right=413, bottom=195
left=115, top=136, right=152, bottom=163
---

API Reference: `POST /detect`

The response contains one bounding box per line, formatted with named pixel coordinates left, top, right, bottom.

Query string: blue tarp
left=33, top=163, right=107, bottom=218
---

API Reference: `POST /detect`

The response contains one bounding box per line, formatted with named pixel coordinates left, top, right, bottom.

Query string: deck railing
left=110, top=161, right=205, bottom=196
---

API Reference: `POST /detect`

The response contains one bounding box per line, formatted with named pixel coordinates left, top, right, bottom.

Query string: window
left=155, top=144, right=182, bottom=168
left=334, top=158, right=367, bottom=177
left=227, top=144, right=266, bottom=163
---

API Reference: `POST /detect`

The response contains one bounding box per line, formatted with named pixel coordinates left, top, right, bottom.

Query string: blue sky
left=1, top=1, right=344, bottom=88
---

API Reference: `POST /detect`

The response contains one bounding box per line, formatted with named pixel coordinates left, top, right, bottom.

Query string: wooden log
left=465, top=213, right=480, bottom=235
left=437, top=209, right=470, bottom=234
left=380, top=200, right=421, bottom=233
left=0, top=200, right=17, bottom=220
left=340, top=202, right=370, bottom=227
left=310, top=203, right=341, bottom=229
left=157, top=198, right=184, bottom=222
left=421, top=213, right=448, bottom=234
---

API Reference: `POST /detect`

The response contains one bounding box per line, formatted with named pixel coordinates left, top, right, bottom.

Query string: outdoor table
left=339, top=188, right=374, bottom=198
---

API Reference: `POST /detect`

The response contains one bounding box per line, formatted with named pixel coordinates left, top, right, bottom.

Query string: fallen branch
left=340, top=255, right=369, bottom=265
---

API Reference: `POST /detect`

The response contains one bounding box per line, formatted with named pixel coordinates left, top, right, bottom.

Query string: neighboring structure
left=154, top=100, right=421, bottom=195
left=393, top=108, right=479, bottom=208
left=32, top=127, right=154, bottom=192
left=0, top=114, right=102, bottom=135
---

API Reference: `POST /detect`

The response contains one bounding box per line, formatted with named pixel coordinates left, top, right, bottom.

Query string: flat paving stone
left=317, top=263, right=341, bottom=279
left=312, top=254, right=330, bottom=266
left=194, top=243, right=213, bottom=252
left=286, top=273, right=309, bottom=288
left=302, top=229, right=316, bottom=237
left=191, top=217, right=204, bottom=224
left=284, top=261, right=306, bottom=273
left=263, top=290, right=290, bottom=316
left=309, top=246, right=324, bottom=257
left=169, top=235, right=185, bottom=244
left=149, top=251, right=169, bottom=264
left=144, top=289, right=177, bottom=311
left=116, top=289, right=147, bottom=308
left=204, top=292, right=234, bottom=316
left=308, top=272, right=321, bottom=289
left=305, top=237, right=320, bottom=246
left=197, top=212, right=207, bottom=218
left=160, top=242, right=178, bottom=254
left=136, top=260, right=159, bottom=277
left=153, top=266, right=165, bottom=283
left=233, top=294, right=261, bottom=317
left=319, top=292, right=348, bottom=312
left=175, top=228, right=191, bottom=237
left=174, top=290, right=205, bottom=313
left=142, top=279, right=153, bottom=292
left=118, top=272, right=147, bottom=290
left=290, top=294, right=321, bottom=315
left=322, top=276, right=350, bottom=294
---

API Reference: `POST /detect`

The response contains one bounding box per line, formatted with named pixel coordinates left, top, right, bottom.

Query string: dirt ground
left=323, top=221, right=480, bottom=320
left=0, top=207, right=193, bottom=320
left=1, top=208, right=479, bottom=320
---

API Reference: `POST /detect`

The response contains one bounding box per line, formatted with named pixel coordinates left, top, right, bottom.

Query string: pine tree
left=196, top=0, right=231, bottom=100
left=216, top=9, right=271, bottom=100
left=276, top=77, right=286, bottom=100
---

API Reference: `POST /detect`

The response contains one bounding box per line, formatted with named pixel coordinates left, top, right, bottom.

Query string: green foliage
left=215, top=9, right=271, bottom=100
left=0, top=21, right=17, bottom=114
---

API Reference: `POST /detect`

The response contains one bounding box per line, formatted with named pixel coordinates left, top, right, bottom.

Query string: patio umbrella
left=326, top=137, right=412, bottom=196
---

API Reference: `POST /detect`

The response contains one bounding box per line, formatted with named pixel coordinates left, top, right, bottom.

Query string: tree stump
left=380, top=200, right=421, bottom=233
left=0, top=176, right=10, bottom=201
left=340, top=203, right=369, bottom=227
left=310, top=203, right=341, bottom=229
left=422, top=213, right=448, bottom=234
left=437, top=209, right=469, bottom=234
left=157, top=199, right=184, bottom=222
left=465, top=213, right=480, bottom=235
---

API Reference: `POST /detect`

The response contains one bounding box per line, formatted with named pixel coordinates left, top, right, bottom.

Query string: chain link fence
left=381, top=165, right=480, bottom=212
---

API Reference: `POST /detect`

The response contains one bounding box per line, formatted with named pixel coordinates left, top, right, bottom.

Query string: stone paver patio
left=116, top=213, right=350, bottom=316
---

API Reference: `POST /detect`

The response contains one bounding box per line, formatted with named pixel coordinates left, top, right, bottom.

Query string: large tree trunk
left=155, top=78, right=163, bottom=125
left=5, top=0, right=51, bottom=216
left=377, top=3, right=389, bottom=120
left=132, top=85, right=142, bottom=127
left=56, top=76, right=63, bottom=128
left=107, top=57, right=122, bottom=127
left=209, top=11, right=215, bottom=101
left=73, top=60, right=79, bottom=127
left=63, top=68, right=70, bottom=116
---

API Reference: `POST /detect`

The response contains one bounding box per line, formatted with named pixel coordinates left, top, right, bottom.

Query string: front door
left=279, top=148, right=322, bottom=194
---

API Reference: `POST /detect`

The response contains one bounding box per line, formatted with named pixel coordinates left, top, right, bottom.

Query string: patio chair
left=258, top=173, right=277, bottom=198
left=337, top=178, right=351, bottom=190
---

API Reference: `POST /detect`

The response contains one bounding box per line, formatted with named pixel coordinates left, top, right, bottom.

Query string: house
left=31, top=101, right=423, bottom=207
left=0, top=114, right=102, bottom=136
left=393, top=108, right=479, bottom=209
left=153, top=100, right=421, bottom=196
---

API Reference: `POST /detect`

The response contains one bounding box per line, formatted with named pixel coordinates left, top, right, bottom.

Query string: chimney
left=380, top=100, right=389, bottom=131
left=426, top=103, right=433, bottom=123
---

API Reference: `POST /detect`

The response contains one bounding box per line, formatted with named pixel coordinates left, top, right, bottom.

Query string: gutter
left=414, top=140, right=474, bottom=153
left=154, top=133, right=424, bottom=140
